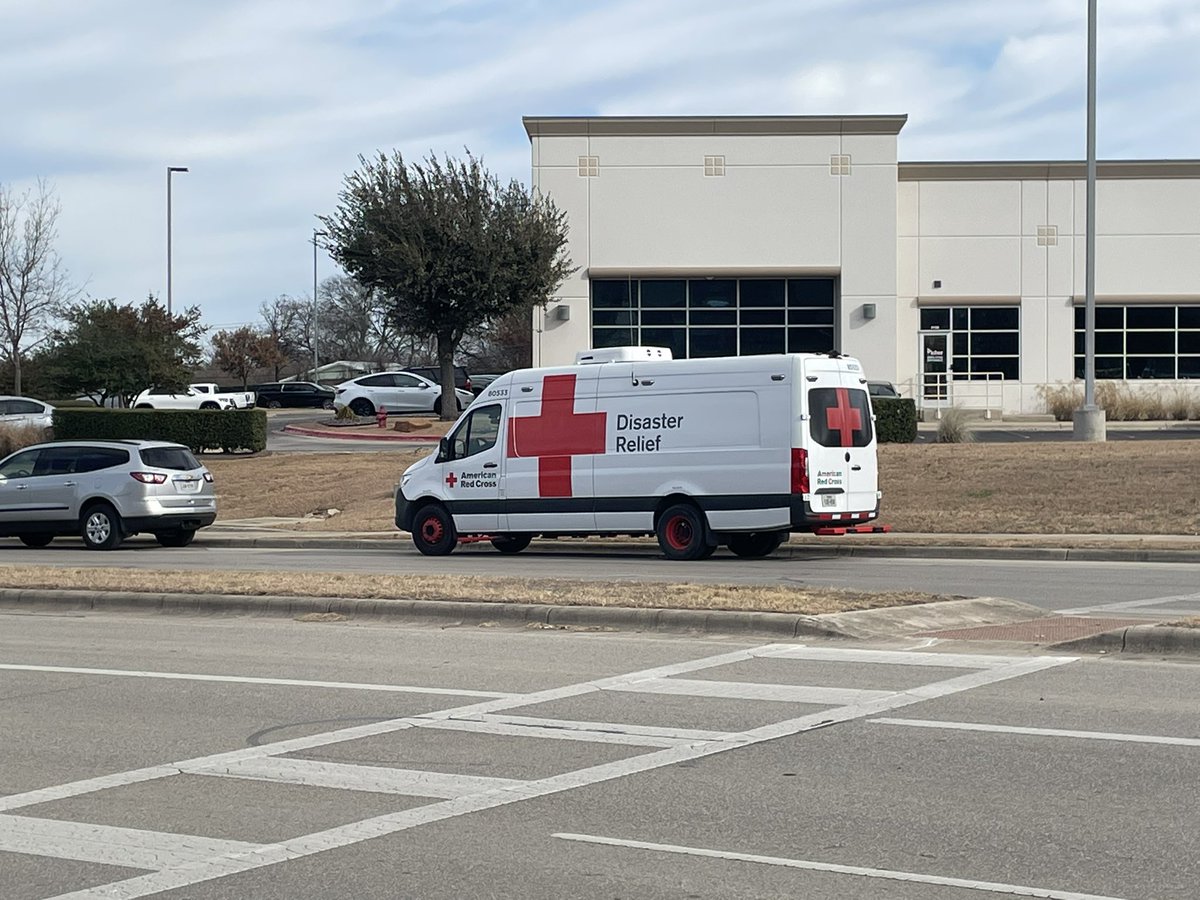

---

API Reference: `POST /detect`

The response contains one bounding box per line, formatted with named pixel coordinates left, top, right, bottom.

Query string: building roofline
left=523, top=115, right=908, bottom=139
left=899, top=160, right=1200, bottom=180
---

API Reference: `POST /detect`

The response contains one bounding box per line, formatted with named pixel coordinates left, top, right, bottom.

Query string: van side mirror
left=436, top=437, right=449, bottom=463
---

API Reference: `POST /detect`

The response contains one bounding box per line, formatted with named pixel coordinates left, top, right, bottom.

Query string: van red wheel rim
left=420, top=516, right=445, bottom=543
left=665, top=515, right=693, bottom=551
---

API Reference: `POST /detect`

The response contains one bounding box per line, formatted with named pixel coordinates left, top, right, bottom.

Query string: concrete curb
left=280, top=424, right=439, bottom=443
left=192, top=534, right=1200, bottom=564
left=1053, top=624, right=1200, bottom=656
left=0, top=588, right=846, bottom=640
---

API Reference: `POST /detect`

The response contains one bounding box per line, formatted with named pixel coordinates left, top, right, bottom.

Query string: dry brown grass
left=206, top=442, right=1200, bottom=535
left=1166, top=618, right=1200, bottom=629
left=0, top=566, right=951, bottom=615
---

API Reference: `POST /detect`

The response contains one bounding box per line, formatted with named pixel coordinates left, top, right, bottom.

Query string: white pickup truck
left=189, top=383, right=256, bottom=409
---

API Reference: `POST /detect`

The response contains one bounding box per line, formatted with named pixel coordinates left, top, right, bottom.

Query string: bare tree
left=0, top=180, right=73, bottom=394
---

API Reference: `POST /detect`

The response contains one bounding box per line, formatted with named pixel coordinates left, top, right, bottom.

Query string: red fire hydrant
left=376, top=406, right=388, bottom=428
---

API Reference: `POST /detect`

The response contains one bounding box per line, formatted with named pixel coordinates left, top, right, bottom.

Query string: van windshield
left=808, top=388, right=873, bottom=448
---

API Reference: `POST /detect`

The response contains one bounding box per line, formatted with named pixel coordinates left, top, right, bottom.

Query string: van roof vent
left=574, top=346, right=674, bottom=365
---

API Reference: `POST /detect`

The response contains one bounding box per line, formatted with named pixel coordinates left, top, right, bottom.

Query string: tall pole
left=166, top=166, right=188, bottom=316
left=312, top=229, right=327, bottom=381
left=1073, top=0, right=1106, bottom=441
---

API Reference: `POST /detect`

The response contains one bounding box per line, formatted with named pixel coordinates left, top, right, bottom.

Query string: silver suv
left=0, top=440, right=216, bottom=550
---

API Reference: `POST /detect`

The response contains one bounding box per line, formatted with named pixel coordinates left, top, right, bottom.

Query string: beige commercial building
left=524, top=115, right=1200, bottom=415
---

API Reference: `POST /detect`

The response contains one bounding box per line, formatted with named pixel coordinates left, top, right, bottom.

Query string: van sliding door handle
left=483, top=462, right=498, bottom=469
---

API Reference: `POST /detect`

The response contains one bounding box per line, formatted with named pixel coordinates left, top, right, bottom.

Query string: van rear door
left=802, top=360, right=877, bottom=517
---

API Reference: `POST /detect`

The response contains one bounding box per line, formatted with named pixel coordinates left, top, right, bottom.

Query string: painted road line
left=416, top=717, right=688, bottom=747
left=0, top=663, right=512, bottom=698
left=607, top=677, right=894, bottom=705
left=871, top=717, right=1200, bottom=747
left=551, top=833, right=1129, bottom=900
left=757, top=647, right=1014, bottom=669
left=0, top=814, right=264, bottom=871
left=42, top=653, right=1077, bottom=900
left=1, top=644, right=776, bottom=814
left=186, top=758, right=526, bottom=798
left=1058, top=591, right=1200, bottom=616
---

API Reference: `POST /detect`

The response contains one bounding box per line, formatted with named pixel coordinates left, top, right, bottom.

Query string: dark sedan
left=252, top=382, right=336, bottom=409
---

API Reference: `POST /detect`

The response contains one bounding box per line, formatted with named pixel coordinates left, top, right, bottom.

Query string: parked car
left=867, top=381, right=901, bottom=399
left=334, top=372, right=474, bottom=417
left=252, top=382, right=336, bottom=409
left=189, top=383, right=256, bottom=409
left=401, top=365, right=473, bottom=395
left=0, top=440, right=216, bottom=550
left=0, top=396, right=55, bottom=429
left=132, top=387, right=231, bottom=410
left=468, top=373, right=503, bottom=396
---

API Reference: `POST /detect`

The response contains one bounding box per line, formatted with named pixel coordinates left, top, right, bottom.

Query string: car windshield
left=140, top=447, right=200, bottom=470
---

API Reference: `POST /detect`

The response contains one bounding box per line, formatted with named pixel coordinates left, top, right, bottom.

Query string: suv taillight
left=131, top=472, right=167, bottom=484
left=464, top=377, right=472, bottom=392
left=790, top=448, right=809, bottom=495
left=203, top=472, right=214, bottom=483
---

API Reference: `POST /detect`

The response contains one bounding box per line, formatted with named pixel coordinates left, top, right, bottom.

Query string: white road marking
left=41, top=650, right=1076, bottom=900
left=185, top=758, right=526, bottom=798
left=1057, top=591, right=1200, bottom=616
left=416, top=717, right=690, bottom=747
left=757, top=646, right=1013, bottom=668
left=0, top=814, right=264, bottom=871
left=481, top=713, right=736, bottom=743
left=872, top=717, right=1200, bottom=747
left=551, top=833, right=1130, bottom=900
left=0, top=663, right=511, bottom=698
left=607, top=677, right=893, bottom=705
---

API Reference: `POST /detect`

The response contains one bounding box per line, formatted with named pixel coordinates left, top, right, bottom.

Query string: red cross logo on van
left=445, top=472, right=458, bottom=488
left=507, top=374, right=607, bottom=497
left=826, top=388, right=863, bottom=448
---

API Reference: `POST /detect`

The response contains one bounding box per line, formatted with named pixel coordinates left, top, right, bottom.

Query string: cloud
left=1, top=0, right=1197, bottom=332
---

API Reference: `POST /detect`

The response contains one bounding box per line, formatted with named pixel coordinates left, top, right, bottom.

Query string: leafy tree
left=0, top=180, right=75, bottom=394
left=45, top=295, right=204, bottom=407
left=212, top=326, right=278, bottom=389
left=320, top=151, right=573, bottom=418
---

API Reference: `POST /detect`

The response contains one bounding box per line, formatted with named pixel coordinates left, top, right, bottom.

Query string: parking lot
left=3, top=611, right=1199, bottom=899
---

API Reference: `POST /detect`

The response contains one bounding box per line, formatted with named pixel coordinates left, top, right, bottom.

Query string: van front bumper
left=395, top=488, right=413, bottom=531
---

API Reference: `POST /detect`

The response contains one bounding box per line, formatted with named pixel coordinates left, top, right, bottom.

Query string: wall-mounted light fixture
left=553, top=304, right=571, bottom=321
left=862, top=303, right=877, bottom=320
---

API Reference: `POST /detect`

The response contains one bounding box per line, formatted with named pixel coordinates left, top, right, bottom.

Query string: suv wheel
left=266, top=400, right=282, bottom=409
left=155, top=529, right=196, bottom=548
left=18, top=533, right=54, bottom=548
left=350, top=398, right=375, bottom=417
left=81, top=503, right=124, bottom=551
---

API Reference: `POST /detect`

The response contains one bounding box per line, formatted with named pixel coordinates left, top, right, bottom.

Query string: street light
left=312, top=229, right=328, bottom=380
left=166, top=167, right=189, bottom=316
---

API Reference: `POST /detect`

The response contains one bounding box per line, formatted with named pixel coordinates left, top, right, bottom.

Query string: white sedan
left=0, top=396, right=55, bottom=429
left=334, top=372, right=474, bottom=417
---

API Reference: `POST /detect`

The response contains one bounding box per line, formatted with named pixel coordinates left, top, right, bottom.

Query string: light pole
left=312, top=229, right=328, bottom=380
left=166, top=166, right=189, bottom=316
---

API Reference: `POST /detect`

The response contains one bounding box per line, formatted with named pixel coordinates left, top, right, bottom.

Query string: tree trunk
left=11, top=349, right=21, bottom=396
left=437, top=336, right=457, bottom=421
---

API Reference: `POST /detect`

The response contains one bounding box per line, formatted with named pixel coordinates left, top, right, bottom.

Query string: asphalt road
left=2, top=543, right=1198, bottom=620
left=2, top=612, right=1198, bottom=899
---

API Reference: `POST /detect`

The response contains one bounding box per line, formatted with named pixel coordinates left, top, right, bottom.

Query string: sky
left=3, top=0, right=1198, bottom=338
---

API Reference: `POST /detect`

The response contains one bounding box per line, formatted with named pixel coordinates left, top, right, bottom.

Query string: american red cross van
left=394, top=347, right=880, bottom=560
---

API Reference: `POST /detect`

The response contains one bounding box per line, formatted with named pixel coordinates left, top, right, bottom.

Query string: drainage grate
left=920, top=616, right=1148, bottom=643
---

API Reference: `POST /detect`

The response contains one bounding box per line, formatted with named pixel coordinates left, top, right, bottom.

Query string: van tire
left=81, top=503, right=124, bottom=551
left=728, top=531, right=786, bottom=559
left=412, top=505, right=456, bottom=556
left=656, top=503, right=710, bottom=561
left=491, top=534, right=532, bottom=554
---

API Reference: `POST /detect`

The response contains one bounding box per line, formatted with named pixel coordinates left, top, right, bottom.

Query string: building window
left=703, top=155, right=725, bottom=176
left=577, top=155, right=599, bottom=177
left=590, top=277, right=837, bottom=359
left=920, top=305, right=1020, bottom=380
left=1073, top=305, right=1200, bottom=379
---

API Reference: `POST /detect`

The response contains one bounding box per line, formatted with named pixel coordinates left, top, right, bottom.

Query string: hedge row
left=873, top=398, right=918, bottom=443
left=52, top=409, right=267, bottom=453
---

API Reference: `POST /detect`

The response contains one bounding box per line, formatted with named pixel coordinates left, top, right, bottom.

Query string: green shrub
left=873, top=398, right=917, bottom=443
left=936, top=406, right=976, bottom=443
left=51, top=409, right=267, bottom=453
left=0, top=424, right=49, bottom=457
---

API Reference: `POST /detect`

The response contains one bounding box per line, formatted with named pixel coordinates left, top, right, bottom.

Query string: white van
left=395, top=348, right=881, bottom=560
